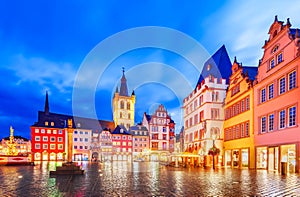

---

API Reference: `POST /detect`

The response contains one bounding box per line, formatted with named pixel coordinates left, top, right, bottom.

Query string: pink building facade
left=254, top=16, right=300, bottom=173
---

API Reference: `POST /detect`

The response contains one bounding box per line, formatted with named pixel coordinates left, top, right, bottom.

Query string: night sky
left=1, top=0, right=300, bottom=139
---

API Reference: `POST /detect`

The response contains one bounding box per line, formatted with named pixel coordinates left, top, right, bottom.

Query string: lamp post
left=212, top=134, right=217, bottom=170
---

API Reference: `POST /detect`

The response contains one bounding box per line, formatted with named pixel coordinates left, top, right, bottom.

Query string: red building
left=31, top=92, right=67, bottom=161
left=111, top=125, right=132, bottom=161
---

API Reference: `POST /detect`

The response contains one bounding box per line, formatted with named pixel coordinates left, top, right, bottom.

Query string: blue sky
left=1, top=0, right=300, bottom=139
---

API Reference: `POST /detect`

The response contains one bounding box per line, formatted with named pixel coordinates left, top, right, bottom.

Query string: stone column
left=67, top=119, right=74, bottom=163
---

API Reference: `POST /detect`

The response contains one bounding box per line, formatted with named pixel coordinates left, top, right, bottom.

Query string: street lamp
left=211, top=133, right=217, bottom=170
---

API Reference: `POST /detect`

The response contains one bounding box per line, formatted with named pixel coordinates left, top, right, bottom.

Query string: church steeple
left=44, top=91, right=49, bottom=115
left=120, top=67, right=129, bottom=96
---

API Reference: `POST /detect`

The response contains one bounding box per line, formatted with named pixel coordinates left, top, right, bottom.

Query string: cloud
left=9, top=54, right=76, bottom=93
left=203, top=0, right=300, bottom=65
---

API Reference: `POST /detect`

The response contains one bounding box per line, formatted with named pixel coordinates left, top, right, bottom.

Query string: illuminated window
left=51, top=122, right=54, bottom=126
left=53, top=130, right=57, bottom=134
left=35, top=129, right=39, bottom=133
left=45, top=121, right=48, bottom=126
left=47, top=129, right=51, bottom=134
left=35, top=144, right=40, bottom=149
left=50, top=144, right=55, bottom=150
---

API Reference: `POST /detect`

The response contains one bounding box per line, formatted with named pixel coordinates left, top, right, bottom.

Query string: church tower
left=113, top=67, right=135, bottom=129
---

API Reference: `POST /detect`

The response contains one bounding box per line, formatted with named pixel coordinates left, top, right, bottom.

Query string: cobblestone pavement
left=1, top=161, right=300, bottom=196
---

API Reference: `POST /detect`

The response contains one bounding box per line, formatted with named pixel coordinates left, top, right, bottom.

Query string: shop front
left=256, top=144, right=296, bottom=173
left=224, top=148, right=250, bottom=168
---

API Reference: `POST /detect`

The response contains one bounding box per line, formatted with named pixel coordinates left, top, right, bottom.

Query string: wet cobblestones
left=1, top=161, right=300, bottom=196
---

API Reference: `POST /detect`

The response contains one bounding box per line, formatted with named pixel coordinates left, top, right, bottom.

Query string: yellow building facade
left=223, top=58, right=257, bottom=169
left=112, top=68, right=135, bottom=130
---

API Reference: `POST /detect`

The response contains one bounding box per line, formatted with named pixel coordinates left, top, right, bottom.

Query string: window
left=53, top=130, right=57, bottom=134
left=50, top=144, right=55, bottom=150
left=268, top=84, right=274, bottom=100
left=58, top=144, right=63, bottom=150
left=51, top=122, right=54, bottom=126
left=45, top=121, right=48, bottom=126
left=163, top=127, right=166, bottom=132
left=58, top=137, right=63, bottom=142
left=41, top=129, right=45, bottom=134
left=85, top=138, right=88, bottom=142
left=80, top=138, right=83, bottom=142
left=211, top=108, right=219, bottom=120
left=261, top=117, right=266, bottom=133
left=35, top=129, right=39, bottom=133
left=43, top=136, right=48, bottom=142
left=289, top=106, right=296, bottom=127
left=189, top=117, right=193, bottom=127
left=120, top=112, right=122, bottom=118
left=35, top=144, right=40, bottom=149
left=80, top=146, right=83, bottom=150
left=241, top=123, right=245, bottom=137
left=279, top=77, right=286, bottom=94
left=122, top=142, right=126, bottom=146
left=279, top=110, right=286, bottom=129
left=74, top=138, right=78, bottom=142
left=261, top=88, right=266, bottom=103
left=59, top=130, right=63, bottom=134
left=200, top=111, right=204, bottom=122
left=277, top=53, right=283, bottom=64
left=120, top=101, right=124, bottom=109
left=127, top=103, right=130, bottom=110
left=268, top=114, right=274, bottom=131
left=246, top=97, right=250, bottom=110
left=194, top=114, right=198, bottom=125
left=245, top=122, right=249, bottom=136
left=270, top=59, right=275, bottom=69
left=74, top=145, right=77, bottom=149
left=289, top=71, right=296, bottom=90
left=35, top=136, right=40, bottom=141
left=241, top=100, right=245, bottom=112
left=50, top=137, right=55, bottom=142
left=80, top=131, right=83, bottom=134
left=128, top=113, right=131, bottom=119
left=43, top=144, right=48, bottom=149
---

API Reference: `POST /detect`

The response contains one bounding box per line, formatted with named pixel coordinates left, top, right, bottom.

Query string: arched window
left=120, top=101, right=124, bottom=109
left=127, top=102, right=130, bottom=110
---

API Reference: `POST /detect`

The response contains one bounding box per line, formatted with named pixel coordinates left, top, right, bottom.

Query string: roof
left=2, top=136, right=30, bottom=141
left=32, top=111, right=115, bottom=132
left=120, top=68, right=129, bottom=96
left=129, top=125, right=148, bottom=131
left=196, top=45, right=232, bottom=87
left=242, top=66, right=258, bottom=81
left=111, top=125, right=131, bottom=135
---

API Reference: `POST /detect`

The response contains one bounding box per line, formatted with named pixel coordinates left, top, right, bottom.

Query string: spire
left=120, top=67, right=129, bottom=96
left=274, top=15, right=278, bottom=22
left=131, top=90, right=135, bottom=96
left=234, top=56, right=237, bottom=63
left=44, top=91, right=49, bottom=115
left=115, top=86, right=119, bottom=93
left=286, top=18, right=291, bottom=27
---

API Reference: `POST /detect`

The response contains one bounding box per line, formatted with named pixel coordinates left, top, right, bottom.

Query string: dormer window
left=271, top=45, right=279, bottom=54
